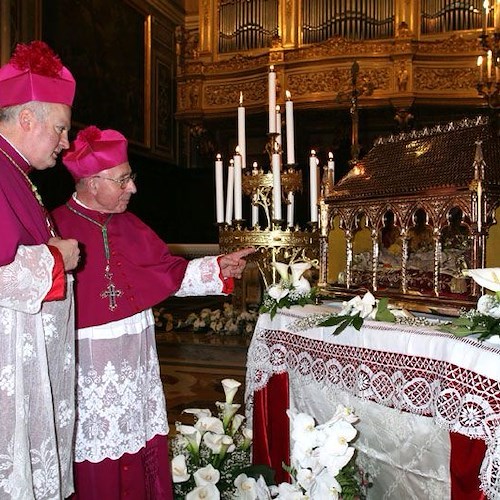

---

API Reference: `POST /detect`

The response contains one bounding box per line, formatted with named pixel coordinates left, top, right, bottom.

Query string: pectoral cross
left=101, top=282, right=123, bottom=311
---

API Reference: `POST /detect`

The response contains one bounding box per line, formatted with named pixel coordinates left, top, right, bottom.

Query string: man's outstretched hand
left=219, top=247, right=256, bottom=279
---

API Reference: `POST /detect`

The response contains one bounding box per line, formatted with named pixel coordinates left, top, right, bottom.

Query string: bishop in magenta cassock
left=51, top=126, right=254, bottom=499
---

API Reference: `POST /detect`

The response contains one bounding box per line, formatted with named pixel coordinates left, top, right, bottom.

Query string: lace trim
left=175, top=256, right=224, bottom=296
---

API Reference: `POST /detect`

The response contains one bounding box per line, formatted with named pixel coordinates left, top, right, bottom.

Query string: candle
left=268, top=66, right=276, bottom=134
left=327, top=152, right=335, bottom=185
left=233, top=148, right=243, bottom=221
left=225, top=159, right=234, bottom=224
left=251, top=162, right=259, bottom=226
left=483, top=0, right=490, bottom=33
left=477, top=55, right=484, bottom=83
left=496, top=0, right=500, bottom=31
left=487, top=49, right=493, bottom=80
left=497, top=57, right=500, bottom=83
left=238, top=92, right=246, bottom=170
left=285, top=90, right=295, bottom=165
left=287, top=191, right=295, bottom=227
left=215, top=154, right=224, bottom=223
left=272, top=152, right=282, bottom=220
left=276, top=105, right=282, bottom=147
left=309, top=150, right=319, bottom=223
left=478, top=181, right=483, bottom=232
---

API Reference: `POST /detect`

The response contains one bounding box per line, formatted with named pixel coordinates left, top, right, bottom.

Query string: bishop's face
left=87, top=162, right=137, bottom=213
left=27, top=103, right=71, bottom=169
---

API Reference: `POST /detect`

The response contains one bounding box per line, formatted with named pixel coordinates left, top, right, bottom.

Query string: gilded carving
left=204, top=53, right=269, bottom=73
left=205, top=79, right=267, bottom=107
left=414, top=67, right=477, bottom=91
left=417, top=34, right=479, bottom=54
left=287, top=68, right=351, bottom=96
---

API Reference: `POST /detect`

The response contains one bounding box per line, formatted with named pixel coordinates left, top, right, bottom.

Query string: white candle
left=233, top=149, right=243, bottom=221
left=238, top=92, right=246, bottom=170
left=251, top=162, right=259, bottom=226
left=478, top=55, right=484, bottom=83
left=272, top=152, right=282, bottom=220
left=487, top=50, right=493, bottom=81
left=309, top=150, right=319, bottom=223
left=484, top=0, right=490, bottom=33
left=268, top=66, right=276, bottom=134
left=215, top=153, right=224, bottom=223
left=478, top=182, right=483, bottom=233
left=285, top=90, right=295, bottom=165
left=225, top=159, right=234, bottom=224
left=276, top=105, right=282, bottom=147
left=286, top=191, right=295, bottom=227
left=327, top=152, right=335, bottom=185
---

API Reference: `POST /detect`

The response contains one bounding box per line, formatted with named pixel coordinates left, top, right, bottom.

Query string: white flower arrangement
left=235, top=405, right=367, bottom=500
left=260, top=260, right=318, bottom=319
left=170, top=379, right=271, bottom=499
left=441, top=268, right=500, bottom=341
left=154, top=302, right=258, bottom=336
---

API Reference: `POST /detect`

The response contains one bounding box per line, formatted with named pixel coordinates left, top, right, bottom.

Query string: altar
left=245, top=304, right=500, bottom=498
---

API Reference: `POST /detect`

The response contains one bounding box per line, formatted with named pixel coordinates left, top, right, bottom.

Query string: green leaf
left=374, top=298, right=396, bottom=323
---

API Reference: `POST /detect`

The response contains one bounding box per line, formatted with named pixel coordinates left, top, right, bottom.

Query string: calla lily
left=216, top=401, right=241, bottom=429
left=230, top=413, right=245, bottom=435
left=183, top=408, right=212, bottom=420
left=268, top=284, right=290, bottom=301
left=464, top=268, right=500, bottom=292
left=178, top=425, right=202, bottom=455
left=221, top=378, right=241, bottom=404
left=186, top=484, right=220, bottom=500
left=293, top=276, right=311, bottom=295
left=273, top=262, right=291, bottom=282
left=477, top=294, right=500, bottom=318
left=241, top=427, right=253, bottom=449
left=193, top=464, right=220, bottom=486
left=195, top=416, right=224, bottom=435
left=171, top=454, right=190, bottom=483
left=234, top=473, right=258, bottom=499
left=290, top=262, right=311, bottom=285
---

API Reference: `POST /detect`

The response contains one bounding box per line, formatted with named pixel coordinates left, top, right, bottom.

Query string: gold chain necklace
left=0, top=146, right=56, bottom=237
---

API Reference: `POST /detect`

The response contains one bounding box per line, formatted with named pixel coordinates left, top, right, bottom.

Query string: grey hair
left=0, top=101, right=48, bottom=123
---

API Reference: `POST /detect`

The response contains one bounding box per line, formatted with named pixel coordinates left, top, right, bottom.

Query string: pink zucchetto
left=0, top=40, right=76, bottom=107
left=63, top=126, right=129, bottom=181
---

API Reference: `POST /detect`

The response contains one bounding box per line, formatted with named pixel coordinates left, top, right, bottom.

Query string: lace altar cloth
left=245, top=304, right=500, bottom=499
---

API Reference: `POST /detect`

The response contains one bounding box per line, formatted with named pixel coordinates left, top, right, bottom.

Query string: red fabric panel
left=252, top=372, right=290, bottom=484
left=450, top=432, right=487, bottom=500
left=71, top=434, right=173, bottom=500
left=44, top=245, right=66, bottom=301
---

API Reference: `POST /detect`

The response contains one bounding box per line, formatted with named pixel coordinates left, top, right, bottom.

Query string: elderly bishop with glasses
left=51, top=126, right=254, bottom=500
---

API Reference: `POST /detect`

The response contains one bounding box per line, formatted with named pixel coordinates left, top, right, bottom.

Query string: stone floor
left=155, top=296, right=249, bottom=432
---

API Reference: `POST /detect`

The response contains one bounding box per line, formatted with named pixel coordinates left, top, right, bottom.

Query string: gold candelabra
left=218, top=133, right=319, bottom=290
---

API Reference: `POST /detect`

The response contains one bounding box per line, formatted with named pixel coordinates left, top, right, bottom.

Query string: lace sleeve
left=0, top=245, right=54, bottom=314
left=174, top=256, right=225, bottom=297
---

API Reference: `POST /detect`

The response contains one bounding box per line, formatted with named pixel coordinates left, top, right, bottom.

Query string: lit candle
left=497, top=57, right=500, bottom=83
left=276, top=105, right=282, bottom=147
left=477, top=55, right=484, bottom=83
left=215, top=154, right=224, bottom=223
left=286, top=191, right=295, bottom=227
left=309, top=150, right=319, bottom=223
left=487, top=49, right=493, bottom=80
left=225, top=159, right=234, bottom=225
left=272, top=151, right=282, bottom=220
left=285, top=90, right=295, bottom=165
left=496, top=0, right=500, bottom=31
left=233, top=148, right=243, bottom=221
left=484, top=0, right=490, bottom=33
left=327, top=152, right=335, bottom=185
left=268, top=66, right=276, bottom=134
left=238, top=92, right=246, bottom=170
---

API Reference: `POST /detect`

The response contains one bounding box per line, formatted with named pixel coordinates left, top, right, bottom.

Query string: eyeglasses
left=92, top=172, right=137, bottom=189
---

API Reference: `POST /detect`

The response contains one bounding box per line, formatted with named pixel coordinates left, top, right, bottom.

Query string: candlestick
left=233, top=149, right=243, bottom=221
left=327, top=152, right=335, bottom=185
left=215, top=154, right=224, bottom=223
left=276, top=105, right=282, bottom=147
left=268, top=66, right=276, bottom=134
left=272, top=152, right=282, bottom=220
left=287, top=191, right=295, bottom=227
left=285, top=90, right=295, bottom=165
left=225, top=159, right=234, bottom=225
left=309, top=150, right=319, bottom=223
left=238, top=92, right=246, bottom=170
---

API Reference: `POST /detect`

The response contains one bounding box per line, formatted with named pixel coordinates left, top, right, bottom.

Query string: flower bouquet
left=170, top=378, right=272, bottom=499
left=259, top=259, right=317, bottom=319
left=440, top=268, right=500, bottom=341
